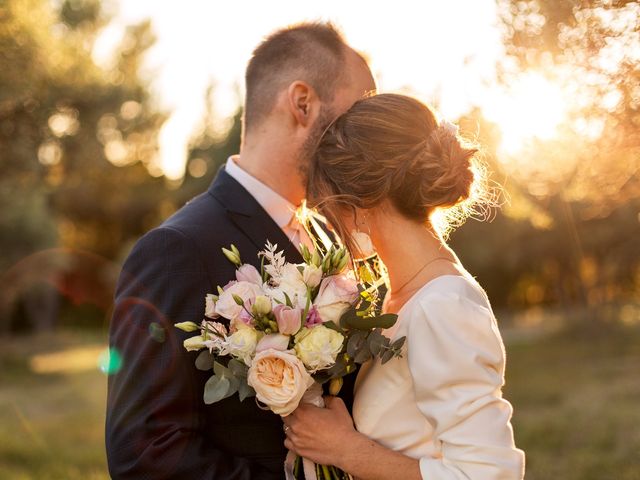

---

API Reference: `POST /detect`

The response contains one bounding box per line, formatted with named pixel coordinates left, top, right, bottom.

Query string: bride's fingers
left=324, top=396, right=346, bottom=411
left=284, top=437, right=296, bottom=453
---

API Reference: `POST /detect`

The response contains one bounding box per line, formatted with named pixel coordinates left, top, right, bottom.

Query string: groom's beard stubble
left=297, top=106, right=335, bottom=187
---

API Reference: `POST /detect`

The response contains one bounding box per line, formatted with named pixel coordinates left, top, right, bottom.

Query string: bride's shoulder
left=405, top=275, right=499, bottom=336
left=414, top=274, right=491, bottom=310
left=403, top=275, right=506, bottom=360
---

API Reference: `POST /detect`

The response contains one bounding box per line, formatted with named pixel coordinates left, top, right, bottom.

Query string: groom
left=106, top=22, right=376, bottom=479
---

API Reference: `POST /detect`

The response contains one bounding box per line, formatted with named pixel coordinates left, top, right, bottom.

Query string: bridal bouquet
left=176, top=241, right=405, bottom=480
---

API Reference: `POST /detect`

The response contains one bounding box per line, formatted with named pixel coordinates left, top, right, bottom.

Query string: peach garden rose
left=247, top=348, right=315, bottom=416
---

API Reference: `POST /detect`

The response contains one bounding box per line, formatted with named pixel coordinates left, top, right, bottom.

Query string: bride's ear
left=286, top=81, right=319, bottom=128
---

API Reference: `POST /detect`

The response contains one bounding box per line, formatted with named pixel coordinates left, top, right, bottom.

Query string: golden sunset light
left=2, top=1, right=639, bottom=479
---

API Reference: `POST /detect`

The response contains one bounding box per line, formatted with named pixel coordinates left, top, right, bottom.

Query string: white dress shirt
left=353, top=275, right=526, bottom=479
left=225, top=156, right=311, bottom=250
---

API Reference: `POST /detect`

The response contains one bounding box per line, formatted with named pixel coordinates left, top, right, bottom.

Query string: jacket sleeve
left=105, top=226, right=274, bottom=479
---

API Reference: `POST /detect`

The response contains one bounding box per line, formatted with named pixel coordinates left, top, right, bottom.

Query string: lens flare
left=98, top=347, right=123, bottom=375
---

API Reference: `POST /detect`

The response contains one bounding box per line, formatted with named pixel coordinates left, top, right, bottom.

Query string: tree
left=0, top=0, right=169, bottom=332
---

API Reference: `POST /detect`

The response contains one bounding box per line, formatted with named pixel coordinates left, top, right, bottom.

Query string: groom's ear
left=286, top=81, right=319, bottom=128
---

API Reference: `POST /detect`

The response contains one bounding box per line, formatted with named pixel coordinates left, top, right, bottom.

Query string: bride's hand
left=283, top=395, right=361, bottom=467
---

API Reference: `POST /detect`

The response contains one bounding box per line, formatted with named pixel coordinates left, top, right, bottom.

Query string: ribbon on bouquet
left=284, top=383, right=325, bottom=480
left=284, top=384, right=353, bottom=480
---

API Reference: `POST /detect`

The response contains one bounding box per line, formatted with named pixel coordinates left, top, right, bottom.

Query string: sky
left=93, top=1, right=506, bottom=179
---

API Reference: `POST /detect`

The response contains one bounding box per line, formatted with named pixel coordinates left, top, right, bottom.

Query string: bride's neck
left=371, top=217, right=451, bottom=295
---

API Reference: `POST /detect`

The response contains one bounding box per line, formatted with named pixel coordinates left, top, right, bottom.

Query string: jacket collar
left=208, top=168, right=303, bottom=263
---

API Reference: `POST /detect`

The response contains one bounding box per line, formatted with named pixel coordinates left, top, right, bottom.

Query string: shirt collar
left=225, top=156, right=297, bottom=229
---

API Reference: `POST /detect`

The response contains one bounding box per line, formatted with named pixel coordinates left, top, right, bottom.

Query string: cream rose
left=314, top=275, right=359, bottom=324
left=247, top=348, right=315, bottom=416
left=294, top=325, right=344, bottom=372
left=222, top=324, right=261, bottom=365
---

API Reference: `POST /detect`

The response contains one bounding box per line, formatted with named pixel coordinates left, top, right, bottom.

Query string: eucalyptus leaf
left=203, top=374, right=231, bottom=404
left=367, top=333, right=384, bottom=356
left=339, top=307, right=359, bottom=329
left=238, top=380, right=256, bottom=402
left=195, top=350, right=214, bottom=371
left=342, top=312, right=398, bottom=330
left=213, top=361, right=228, bottom=377
left=228, top=358, right=248, bottom=378
left=354, top=346, right=372, bottom=364
left=322, top=321, right=343, bottom=333
left=347, top=330, right=366, bottom=357
left=392, top=336, right=406, bottom=350
left=380, top=349, right=395, bottom=365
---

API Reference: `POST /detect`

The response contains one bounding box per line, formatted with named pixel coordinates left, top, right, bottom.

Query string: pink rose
left=314, top=275, right=359, bottom=324
left=236, top=264, right=262, bottom=285
left=215, top=281, right=263, bottom=320
left=273, top=304, right=303, bottom=335
left=256, top=333, right=290, bottom=353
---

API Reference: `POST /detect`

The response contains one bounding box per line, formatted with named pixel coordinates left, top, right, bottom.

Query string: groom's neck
left=238, top=134, right=306, bottom=206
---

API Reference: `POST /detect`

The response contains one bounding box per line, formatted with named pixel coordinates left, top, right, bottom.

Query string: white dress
left=353, top=275, right=525, bottom=479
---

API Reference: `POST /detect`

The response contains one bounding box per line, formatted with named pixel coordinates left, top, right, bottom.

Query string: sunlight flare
left=483, top=72, right=569, bottom=156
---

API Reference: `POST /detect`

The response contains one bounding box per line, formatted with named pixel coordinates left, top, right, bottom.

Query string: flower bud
left=252, top=295, right=272, bottom=316
left=175, top=321, right=200, bottom=333
left=329, top=377, right=343, bottom=396
left=222, top=247, right=242, bottom=266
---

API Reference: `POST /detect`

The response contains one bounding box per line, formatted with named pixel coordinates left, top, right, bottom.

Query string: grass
left=0, top=324, right=639, bottom=479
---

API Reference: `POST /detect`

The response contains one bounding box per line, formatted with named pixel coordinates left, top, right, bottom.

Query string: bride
left=282, top=93, right=525, bottom=479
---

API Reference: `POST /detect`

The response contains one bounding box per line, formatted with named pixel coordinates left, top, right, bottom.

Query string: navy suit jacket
left=106, top=169, right=356, bottom=479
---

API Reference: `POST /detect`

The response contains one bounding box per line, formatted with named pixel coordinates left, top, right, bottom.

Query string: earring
left=351, top=213, right=375, bottom=258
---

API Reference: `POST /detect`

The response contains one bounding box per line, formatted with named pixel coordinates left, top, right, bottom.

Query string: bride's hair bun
left=308, top=93, right=490, bottom=250
left=418, top=122, right=477, bottom=209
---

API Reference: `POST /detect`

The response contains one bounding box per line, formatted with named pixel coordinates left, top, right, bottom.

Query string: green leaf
left=195, top=350, right=214, bottom=371
left=203, top=374, right=231, bottom=404
left=213, top=361, right=228, bottom=377
left=354, top=346, right=372, bottom=364
left=367, top=331, right=385, bottom=356
left=283, top=291, right=293, bottom=308
left=322, top=320, right=344, bottom=333
left=343, top=313, right=398, bottom=330
left=346, top=330, right=367, bottom=358
left=380, top=349, right=395, bottom=365
left=238, top=380, right=256, bottom=402
left=228, top=358, right=248, bottom=378
left=392, top=336, right=406, bottom=350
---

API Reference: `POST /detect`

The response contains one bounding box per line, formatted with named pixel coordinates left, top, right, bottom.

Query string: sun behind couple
left=106, top=21, right=524, bottom=480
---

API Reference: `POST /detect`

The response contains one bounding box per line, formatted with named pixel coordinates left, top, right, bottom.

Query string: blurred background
left=0, top=0, right=638, bottom=478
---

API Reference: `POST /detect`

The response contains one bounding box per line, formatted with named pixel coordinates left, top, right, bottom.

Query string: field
left=0, top=324, right=639, bottom=479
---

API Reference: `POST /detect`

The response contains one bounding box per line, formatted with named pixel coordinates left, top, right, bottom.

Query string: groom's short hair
left=244, top=22, right=349, bottom=132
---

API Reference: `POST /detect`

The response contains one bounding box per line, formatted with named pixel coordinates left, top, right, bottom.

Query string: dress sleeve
left=406, top=290, right=525, bottom=480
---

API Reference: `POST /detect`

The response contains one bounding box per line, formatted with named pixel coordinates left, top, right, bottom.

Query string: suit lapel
left=208, top=168, right=303, bottom=264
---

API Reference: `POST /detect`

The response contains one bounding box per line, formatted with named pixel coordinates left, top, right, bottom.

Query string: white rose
left=314, top=275, right=359, bottom=324
left=205, top=294, right=219, bottom=319
left=294, top=325, right=344, bottom=372
left=215, top=281, right=264, bottom=320
left=302, top=264, right=323, bottom=288
left=247, top=348, right=315, bottom=416
left=222, top=324, right=261, bottom=365
left=268, top=264, right=308, bottom=309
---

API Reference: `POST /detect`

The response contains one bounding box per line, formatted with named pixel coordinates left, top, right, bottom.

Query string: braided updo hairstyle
left=307, top=93, right=491, bottom=255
